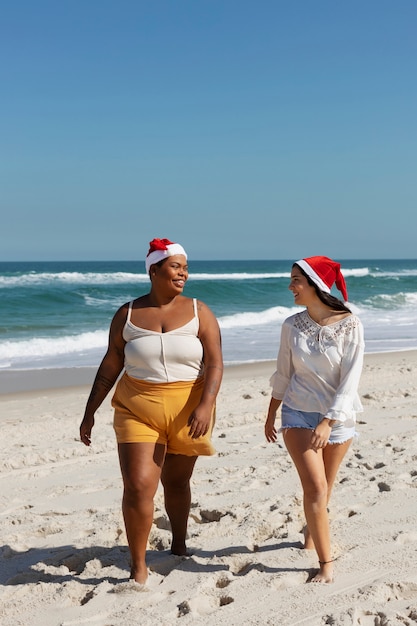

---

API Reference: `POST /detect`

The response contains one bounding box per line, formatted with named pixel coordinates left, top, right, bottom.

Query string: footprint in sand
left=215, top=574, right=232, bottom=588
left=153, top=514, right=171, bottom=530
left=177, top=600, right=191, bottom=616
left=199, top=508, right=233, bottom=523
left=377, top=482, right=391, bottom=492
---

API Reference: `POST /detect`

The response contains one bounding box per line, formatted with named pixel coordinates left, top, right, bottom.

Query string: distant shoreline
left=1, top=349, right=416, bottom=395
left=0, top=362, right=275, bottom=395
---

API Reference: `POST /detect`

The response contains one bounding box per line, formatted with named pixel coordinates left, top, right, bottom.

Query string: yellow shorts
left=112, top=373, right=215, bottom=456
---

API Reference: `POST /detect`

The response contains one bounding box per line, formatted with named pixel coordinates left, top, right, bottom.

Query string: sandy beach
left=1, top=352, right=417, bottom=626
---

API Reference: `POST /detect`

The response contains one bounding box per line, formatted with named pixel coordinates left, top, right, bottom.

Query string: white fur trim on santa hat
left=296, top=259, right=331, bottom=294
left=145, top=243, right=187, bottom=273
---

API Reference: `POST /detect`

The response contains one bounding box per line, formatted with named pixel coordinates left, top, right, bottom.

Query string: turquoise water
left=1, top=259, right=417, bottom=370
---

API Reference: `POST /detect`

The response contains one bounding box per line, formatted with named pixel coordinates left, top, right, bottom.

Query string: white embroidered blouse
left=270, top=309, right=365, bottom=425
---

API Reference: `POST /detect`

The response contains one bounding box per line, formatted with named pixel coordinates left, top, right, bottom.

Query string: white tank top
left=122, top=298, right=204, bottom=382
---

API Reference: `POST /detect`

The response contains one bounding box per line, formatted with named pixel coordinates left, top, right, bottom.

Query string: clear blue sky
left=1, top=0, right=416, bottom=261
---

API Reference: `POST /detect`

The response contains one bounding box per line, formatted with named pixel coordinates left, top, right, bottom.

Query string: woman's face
left=289, top=267, right=316, bottom=306
left=152, top=255, right=188, bottom=292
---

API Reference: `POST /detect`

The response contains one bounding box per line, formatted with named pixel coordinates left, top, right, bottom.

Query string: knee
left=161, top=474, right=190, bottom=493
left=304, top=480, right=328, bottom=503
left=123, top=473, right=156, bottom=502
left=161, top=456, right=196, bottom=493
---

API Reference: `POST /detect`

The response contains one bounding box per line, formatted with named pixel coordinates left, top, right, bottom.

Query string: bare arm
left=188, top=300, right=223, bottom=438
left=79, top=304, right=128, bottom=446
left=265, top=396, right=282, bottom=443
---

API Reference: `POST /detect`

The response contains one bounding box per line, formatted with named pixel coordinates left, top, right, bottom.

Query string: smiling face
left=152, top=254, right=189, bottom=293
left=289, top=266, right=317, bottom=306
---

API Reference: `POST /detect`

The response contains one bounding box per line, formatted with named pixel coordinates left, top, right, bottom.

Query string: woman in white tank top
left=80, top=238, right=223, bottom=587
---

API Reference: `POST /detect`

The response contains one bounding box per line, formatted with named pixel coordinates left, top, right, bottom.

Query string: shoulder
left=176, top=295, right=200, bottom=315
left=337, top=314, right=364, bottom=346
left=129, top=294, right=151, bottom=310
left=284, top=310, right=307, bottom=326
left=279, top=312, right=307, bottom=339
left=194, top=299, right=220, bottom=333
left=195, top=299, right=217, bottom=324
left=195, top=298, right=214, bottom=316
left=114, top=301, right=131, bottom=318
left=110, top=301, right=131, bottom=328
left=339, top=313, right=363, bottom=330
left=171, top=294, right=194, bottom=306
left=195, top=298, right=206, bottom=309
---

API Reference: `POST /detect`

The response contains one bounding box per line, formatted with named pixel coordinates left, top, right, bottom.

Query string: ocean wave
left=0, top=270, right=296, bottom=287
left=189, top=272, right=290, bottom=280
left=0, top=272, right=150, bottom=287
left=370, top=269, right=417, bottom=278
left=361, top=292, right=417, bottom=309
left=2, top=304, right=417, bottom=370
left=0, top=330, right=108, bottom=368
left=219, top=306, right=299, bottom=328
left=82, top=294, right=129, bottom=308
left=0, top=268, right=373, bottom=288
left=343, top=268, right=369, bottom=277
left=193, top=268, right=368, bottom=279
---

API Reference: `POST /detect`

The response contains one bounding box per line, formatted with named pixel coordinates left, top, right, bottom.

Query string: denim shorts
left=280, top=404, right=356, bottom=444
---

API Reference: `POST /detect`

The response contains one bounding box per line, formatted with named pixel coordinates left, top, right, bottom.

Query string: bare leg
left=303, top=438, right=352, bottom=551
left=118, top=442, right=166, bottom=584
left=303, top=524, right=316, bottom=550
left=283, top=429, right=351, bottom=583
left=161, top=453, right=197, bottom=555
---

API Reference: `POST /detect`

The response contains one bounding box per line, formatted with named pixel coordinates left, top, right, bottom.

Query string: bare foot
left=130, top=563, right=148, bottom=585
left=303, top=526, right=315, bottom=550
left=171, top=540, right=192, bottom=556
left=310, top=561, right=334, bottom=583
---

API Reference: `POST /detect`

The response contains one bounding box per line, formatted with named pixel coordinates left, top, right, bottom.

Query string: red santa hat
left=145, top=238, right=187, bottom=273
left=295, top=256, right=348, bottom=301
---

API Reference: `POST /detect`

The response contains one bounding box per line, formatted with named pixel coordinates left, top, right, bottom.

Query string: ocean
left=1, top=259, right=417, bottom=372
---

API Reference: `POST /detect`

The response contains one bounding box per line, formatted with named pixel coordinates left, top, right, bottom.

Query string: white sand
left=1, top=352, right=417, bottom=625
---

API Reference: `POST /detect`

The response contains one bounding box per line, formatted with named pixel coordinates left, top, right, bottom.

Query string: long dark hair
left=294, top=263, right=351, bottom=314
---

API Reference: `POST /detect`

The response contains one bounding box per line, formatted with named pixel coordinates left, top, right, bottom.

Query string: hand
left=310, top=419, right=332, bottom=451
left=80, top=415, right=94, bottom=446
left=187, top=407, right=211, bottom=439
left=265, top=415, right=277, bottom=443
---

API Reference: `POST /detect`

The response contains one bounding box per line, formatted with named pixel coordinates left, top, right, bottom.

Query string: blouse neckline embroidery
left=305, top=310, right=352, bottom=329
left=294, top=310, right=359, bottom=354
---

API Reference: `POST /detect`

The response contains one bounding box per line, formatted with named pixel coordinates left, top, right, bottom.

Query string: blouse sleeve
left=325, top=316, right=365, bottom=422
left=269, top=319, right=294, bottom=400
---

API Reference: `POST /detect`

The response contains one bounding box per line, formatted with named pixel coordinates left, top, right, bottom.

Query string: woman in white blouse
left=265, top=256, right=364, bottom=583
